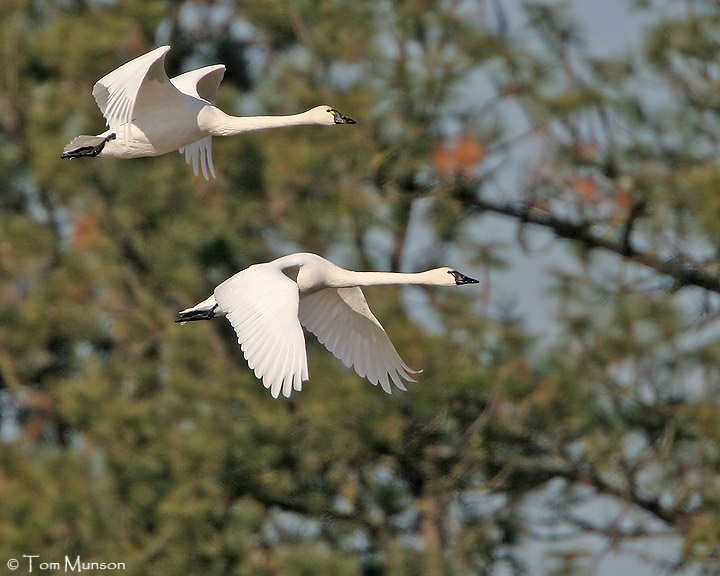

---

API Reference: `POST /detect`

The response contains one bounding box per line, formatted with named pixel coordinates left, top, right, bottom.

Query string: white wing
left=298, top=287, right=418, bottom=394
left=178, top=136, right=216, bottom=180
left=171, top=65, right=225, bottom=180
left=170, top=65, right=226, bottom=103
left=214, top=265, right=309, bottom=399
left=91, top=46, right=187, bottom=146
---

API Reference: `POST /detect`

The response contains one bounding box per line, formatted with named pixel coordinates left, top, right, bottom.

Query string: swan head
left=307, top=105, right=357, bottom=125
left=432, top=267, right=480, bottom=286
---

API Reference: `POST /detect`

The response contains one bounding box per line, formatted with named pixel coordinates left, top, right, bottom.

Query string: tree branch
left=467, top=194, right=720, bottom=294
left=486, top=452, right=680, bottom=526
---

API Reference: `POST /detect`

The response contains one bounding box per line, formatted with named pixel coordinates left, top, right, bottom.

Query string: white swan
left=62, top=46, right=356, bottom=179
left=177, top=252, right=479, bottom=398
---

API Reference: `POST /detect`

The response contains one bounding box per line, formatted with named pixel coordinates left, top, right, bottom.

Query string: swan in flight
left=176, top=252, right=479, bottom=398
left=61, top=46, right=356, bottom=179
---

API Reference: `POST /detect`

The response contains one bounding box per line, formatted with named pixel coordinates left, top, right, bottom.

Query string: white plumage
left=177, top=252, right=479, bottom=398
left=62, top=46, right=356, bottom=179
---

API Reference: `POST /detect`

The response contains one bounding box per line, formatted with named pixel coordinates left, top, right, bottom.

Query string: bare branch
left=465, top=191, right=720, bottom=294
left=485, top=450, right=680, bottom=526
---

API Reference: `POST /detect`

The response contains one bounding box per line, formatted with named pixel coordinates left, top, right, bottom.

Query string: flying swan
left=176, top=252, right=479, bottom=398
left=62, top=46, right=356, bottom=179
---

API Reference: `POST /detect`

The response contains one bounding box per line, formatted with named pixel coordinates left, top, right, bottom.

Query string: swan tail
left=62, top=133, right=116, bottom=159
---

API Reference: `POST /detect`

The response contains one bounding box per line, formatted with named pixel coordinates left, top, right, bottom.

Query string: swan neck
left=337, top=270, right=440, bottom=288
left=206, top=108, right=316, bottom=136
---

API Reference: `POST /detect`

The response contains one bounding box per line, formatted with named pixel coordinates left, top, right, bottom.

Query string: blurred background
left=1, top=0, right=719, bottom=574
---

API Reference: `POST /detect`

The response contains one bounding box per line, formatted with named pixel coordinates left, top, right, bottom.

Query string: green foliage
left=1, top=1, right=720, bottom=575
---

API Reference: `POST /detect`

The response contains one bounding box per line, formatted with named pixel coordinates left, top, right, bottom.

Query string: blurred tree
left=1, top=0, right=719, bottom=575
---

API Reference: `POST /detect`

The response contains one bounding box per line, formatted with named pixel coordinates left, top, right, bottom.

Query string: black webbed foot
left=175, top=305, right=218, bottom=323
left=61, top=133, right=116, bottom=159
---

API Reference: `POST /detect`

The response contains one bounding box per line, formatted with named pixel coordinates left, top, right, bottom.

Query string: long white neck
left=332, top=269, right=445, bottom=288
left=202, top=108, right=323, bottom=137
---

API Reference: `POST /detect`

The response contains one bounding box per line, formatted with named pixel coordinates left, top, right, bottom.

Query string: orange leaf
left=455, top=135, right=485, bottom=177
left=432, top=146, right=456, bottom=178
left=432, top=135, right=485, bottom=178
left=73, top=213, right=100, bottom=251
left=571, top=175, right=598, bottom=202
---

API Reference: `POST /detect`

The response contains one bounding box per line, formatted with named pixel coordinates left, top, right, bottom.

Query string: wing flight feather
left=298, top=287, right=418, bottom=393
left=214, top=264, right=308, bottom=398
left=178, top=136, right=216, bottom=180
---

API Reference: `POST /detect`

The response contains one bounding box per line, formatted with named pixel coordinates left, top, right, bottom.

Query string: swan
left=61, top=46, right=356, bottom=179
left=176, top=252, right=479, bottom=398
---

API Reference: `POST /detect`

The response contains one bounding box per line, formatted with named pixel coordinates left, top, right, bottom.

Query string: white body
left=179, top=252, right=478, bottom=399
left=66, top=46, right=353, bottom=179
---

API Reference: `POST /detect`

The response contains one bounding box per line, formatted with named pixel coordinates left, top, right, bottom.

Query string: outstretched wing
left=214, top=265, right=308, bottom=399
left=92, top=46, right=186, bottom=146
left=170, top=64, right=226, bottom=103
left=298, top=287, right=418, bottom=394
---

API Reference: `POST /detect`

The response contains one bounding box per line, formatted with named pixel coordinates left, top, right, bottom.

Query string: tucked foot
left=175, top=305, right=218, bottom=323
left=62, top=133, right=116, bottom=159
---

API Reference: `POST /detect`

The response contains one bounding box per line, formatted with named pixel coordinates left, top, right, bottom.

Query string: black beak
left=451, top=270, right=480, bottom=285
left=331, top=109, right=356, bottom=124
